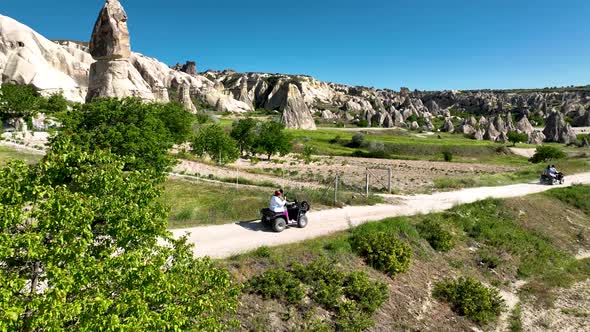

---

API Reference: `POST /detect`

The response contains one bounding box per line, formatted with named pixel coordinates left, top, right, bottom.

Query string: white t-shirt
left=270, top=196, right=286, bottom=212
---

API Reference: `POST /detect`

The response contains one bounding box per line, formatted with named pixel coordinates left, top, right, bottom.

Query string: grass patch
left=546, top=184, right=590, bottom=215
left=162, top=179, right=269, bottom=227
left=0, top=146, right=42, bottom=165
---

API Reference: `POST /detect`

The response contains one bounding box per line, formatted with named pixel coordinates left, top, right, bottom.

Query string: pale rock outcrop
left=505, top=114, right=516, bottom=132
left=516, top=116, right=534, bottom=135
left=442, top=118, right=454, bottom=133
left=543, top=110, right=577, bottom=144
left=280, top=83, right=316, bottom=130
left=0, top=15, right=91, bottom=102
left=496, top=131, right=508, bottom=143
left=86, top=0, right=154, bottom=102
left=483, top=122, right=499, bottom=141
left=528, top=130, right=546, bottom=145
left=321, top=110, right=337, bottom=120
left=458, top=124, right=477, bottom=136
left=393, top=110, right=404, bottom=127
left=474, top=128, right=485, bottom=140
left=493, top=115, right=506, bottom=133
left=479, top=116, right=489, bottom=127
left=178, top=84, right=197, bottom=113
left=410, top=121, right=419, bottom=130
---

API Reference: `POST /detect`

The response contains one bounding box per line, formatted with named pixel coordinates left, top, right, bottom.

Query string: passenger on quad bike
left=269, top=190, right=290, bottom=221
left=540, top=164, right=564, bottom=185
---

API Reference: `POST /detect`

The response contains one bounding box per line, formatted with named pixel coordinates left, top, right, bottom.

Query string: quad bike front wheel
left=273, top=217, right=287, bottom=233
left=297, top=215, right=308, bottom=228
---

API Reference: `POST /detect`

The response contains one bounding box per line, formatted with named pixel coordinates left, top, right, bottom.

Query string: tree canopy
left=57, top=98, right=193, bottom=174
left=0, top=138, right=240, bottom=331
left=192, top=124, right=239, bottom=164
left=254, top=121, right=292, bottom=160
left=0, top=83, right=40, bottom=121
left=230, top=118, right=258, bottom=156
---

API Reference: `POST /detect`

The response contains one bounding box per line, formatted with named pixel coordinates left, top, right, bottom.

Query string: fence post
left=388, top=167, right=392, bottom=194
left=334, top=175, right=339, bottom=205
left=365, top=169, right=370, bottom=198
left=236, top=168, right=239, bottom=191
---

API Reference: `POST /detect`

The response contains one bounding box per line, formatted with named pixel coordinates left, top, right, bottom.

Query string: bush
left=442, top=150, right=453, bottom=162
left=529, top=145, right=566, bottom=163
left=507, top=131, right=528, bottom=147
left=349, top=132, right=365, bottom=148
left=329, top=135, right=342, bottom=144
left=351, top=150, right=390, bottom=159
left=357, top=119, right=369, bottom=128
left=433, top=277, right=505, bottom=324
left=293, top=258, right=346, bottom=309
left=350, top=231, right=412, bottom=276
left=417, top=219, right=455, bottom=252
left=343, top=272, right=389, bottom=314
left=334, top=301, right=375, bottom=332
left=247, top=268, right=304, bottom=305
left=0, top=83, right=40, bottom=121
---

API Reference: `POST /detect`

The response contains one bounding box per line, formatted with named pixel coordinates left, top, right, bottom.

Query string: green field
left=288, top=128, right=536, bottom=165
left=0, top=146, right=43, bottom=165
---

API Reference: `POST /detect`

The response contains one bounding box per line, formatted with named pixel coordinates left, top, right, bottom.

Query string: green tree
left=57, top=98, right=191, bottom=174
left=153, top=102, right=194, bottom=144
left=192, top=124, right=239, bottom=164
left=254, top=121, right=292, bottom=160
left=507, top=131, right=528, bottom=147
left=0, top=138, right=240, bottom=331
left=528, top=145, right=567, bottom=163
left=41, top=93, right=69, bottom=114
left=0, top=83, right=40, bottom=121
left=230, top=118, right=258, bottom=156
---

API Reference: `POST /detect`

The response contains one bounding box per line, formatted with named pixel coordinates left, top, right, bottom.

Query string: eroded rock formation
left=86, top=0, right=155, bottom=102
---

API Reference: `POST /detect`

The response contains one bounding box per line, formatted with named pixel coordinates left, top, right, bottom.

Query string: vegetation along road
left=172, top=172, right=590, bottom=258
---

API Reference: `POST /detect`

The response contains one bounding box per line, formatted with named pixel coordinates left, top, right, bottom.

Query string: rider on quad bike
left=269, top=190, right=290, bottom=222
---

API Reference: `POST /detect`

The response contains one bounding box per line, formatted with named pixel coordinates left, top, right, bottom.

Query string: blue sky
left=2, top=0, right=589, bottom=90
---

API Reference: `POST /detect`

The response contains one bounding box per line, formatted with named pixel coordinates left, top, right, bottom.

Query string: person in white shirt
left=269, top=190, right=290, bottom=221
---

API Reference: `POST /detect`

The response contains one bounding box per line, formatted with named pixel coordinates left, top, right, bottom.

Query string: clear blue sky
left=2, top=0, right=589, bottom=91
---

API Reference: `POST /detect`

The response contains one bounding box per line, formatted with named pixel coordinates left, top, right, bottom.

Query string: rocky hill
left=1, top=5, right=589, bottom=141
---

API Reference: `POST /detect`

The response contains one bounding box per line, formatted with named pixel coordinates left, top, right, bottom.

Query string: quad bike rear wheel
left=297, top=215, right=308, bottom=228
left=273, top=217, right=287, bottom=233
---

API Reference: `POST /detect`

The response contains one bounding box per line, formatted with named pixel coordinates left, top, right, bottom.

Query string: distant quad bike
left=540, top=172, right=565, bottom=185
left=260, top=200, right=310, bottom=233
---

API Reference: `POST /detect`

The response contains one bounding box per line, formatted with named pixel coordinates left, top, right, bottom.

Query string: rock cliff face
left=86, top=0, right=154, bottom=102
left=1, top=10, right=589, bottom=135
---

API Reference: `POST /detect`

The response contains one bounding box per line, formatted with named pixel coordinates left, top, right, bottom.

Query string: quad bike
left=260, top=200, right=310, bottom=233
left=540, top=172, right=565, bottom=185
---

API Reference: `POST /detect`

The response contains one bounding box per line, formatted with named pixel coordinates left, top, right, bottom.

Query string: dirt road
left=172, top=172, right=590, bottom=259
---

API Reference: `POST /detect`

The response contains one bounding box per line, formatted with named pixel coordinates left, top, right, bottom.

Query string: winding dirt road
left=172, top=172, right=590, bottom=259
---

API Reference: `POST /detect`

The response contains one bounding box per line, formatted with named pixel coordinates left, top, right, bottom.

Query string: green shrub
left=293, top=258, right=345, bottom=309
left=247, top=268, right=304, bottom=305
left=442, top=150, right=453, bottom=162
left=349, top=132, right=365, bottom=148
left=253, top=246, right=272, bottom=258
left=357, top=119, right=369, bottom=128
left=417, top=219, right=455, bottom=252
left=334, top=301, right=374, bottom=332
left=350, top=231, right=412, bottom=276
left=343, top=272, right=389, bottom=314
left=478, top=248, right=501, bottom=269
left=329, top=135, right=342, bottom=144
left=433, top=277, right=505, bottom=324
left=351, top=150, right=390, bottom=159
left=192, top=124, right=240, bottom=164
left=529, top=145, right=566, bottom=163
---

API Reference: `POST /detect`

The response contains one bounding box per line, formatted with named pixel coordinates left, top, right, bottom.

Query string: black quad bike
left=260, top=200, right=310, bottom=233
left=540, top=172, right=565, bottom=185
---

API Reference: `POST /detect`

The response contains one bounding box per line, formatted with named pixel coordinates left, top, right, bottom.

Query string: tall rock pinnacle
left=89, top=0, right=131, bottom=60
left=86, top=0, right=155, bottom=102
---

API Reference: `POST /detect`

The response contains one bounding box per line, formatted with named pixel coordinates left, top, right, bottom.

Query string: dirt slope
left=172, top=172, right=590, bottom=258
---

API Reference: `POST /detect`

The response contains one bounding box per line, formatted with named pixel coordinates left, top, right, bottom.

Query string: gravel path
left=171, top=172, right=590, bottom=259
